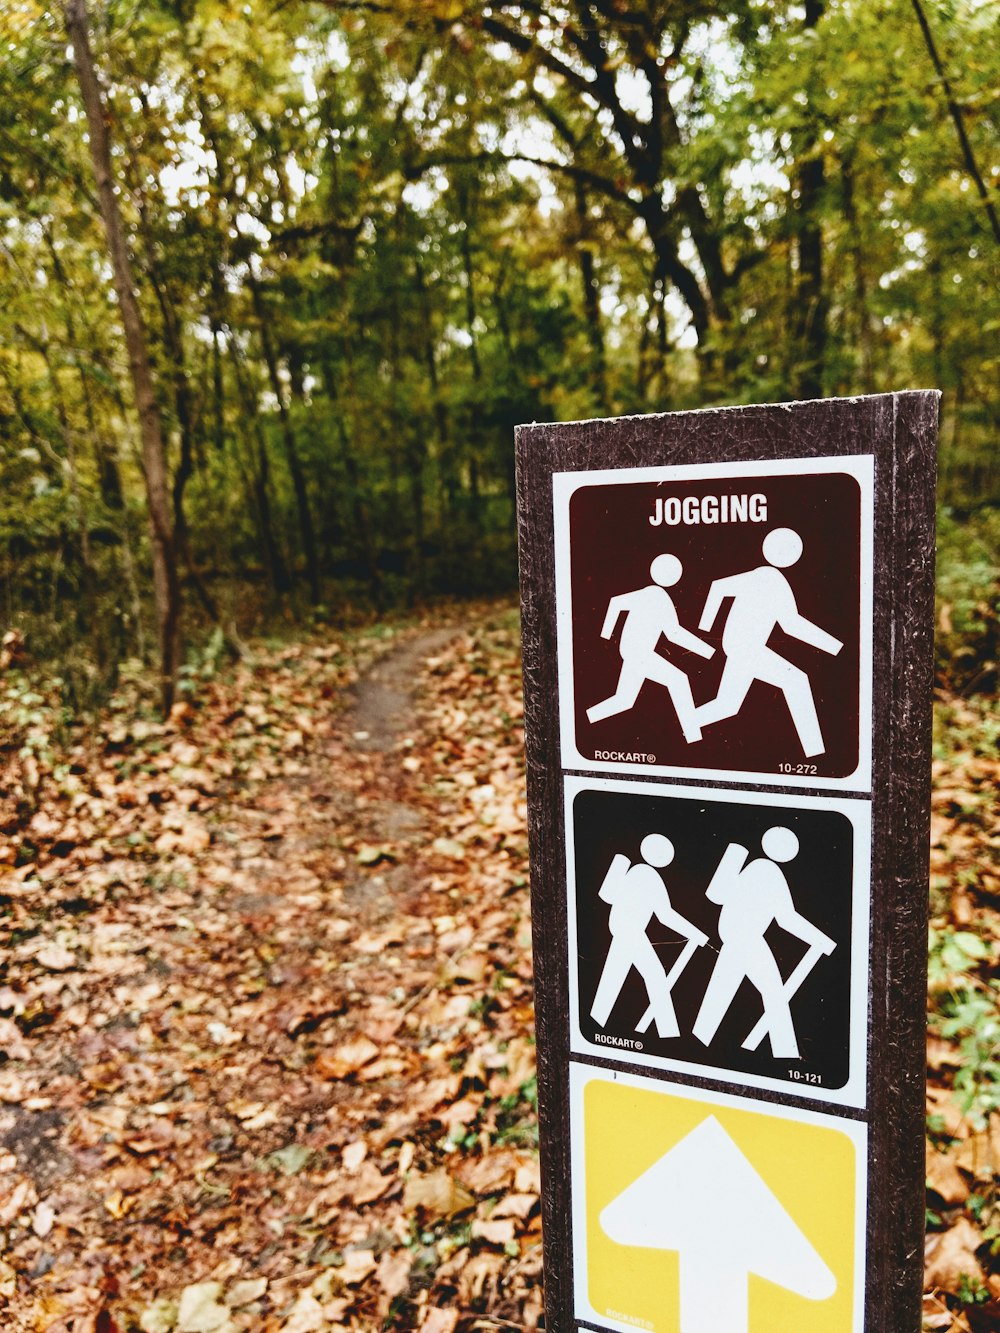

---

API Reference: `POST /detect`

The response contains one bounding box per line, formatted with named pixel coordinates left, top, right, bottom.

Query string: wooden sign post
left=516, top=393, right=938, bottom=1333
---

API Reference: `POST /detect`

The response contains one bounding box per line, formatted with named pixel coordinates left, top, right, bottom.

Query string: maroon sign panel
left=563, top=467, right=866, bottom=783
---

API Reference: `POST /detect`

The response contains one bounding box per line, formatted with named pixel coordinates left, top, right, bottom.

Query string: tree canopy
left=0, top=0, right=997, bottom=698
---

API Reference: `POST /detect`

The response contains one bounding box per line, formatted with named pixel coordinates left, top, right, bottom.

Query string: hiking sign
left=566, top=776, right=871, bottom=1107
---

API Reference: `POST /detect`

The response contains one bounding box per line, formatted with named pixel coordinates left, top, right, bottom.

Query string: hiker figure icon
left=587, top=554, right=714, bottom=743
left=590, top=834, right=708, bottom=1039
left=696, top=527, right=842, bottom=758
left=692, top=826, right=836, bottom=1059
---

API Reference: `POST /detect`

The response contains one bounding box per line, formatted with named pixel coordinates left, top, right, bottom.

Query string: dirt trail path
left=2, top=606, right=539, bottom=1332
left=348, top=629, right=458, bottom=754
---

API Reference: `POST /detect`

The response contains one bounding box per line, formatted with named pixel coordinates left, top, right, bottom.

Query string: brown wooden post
left=516, top=392, right=938, bottom=1333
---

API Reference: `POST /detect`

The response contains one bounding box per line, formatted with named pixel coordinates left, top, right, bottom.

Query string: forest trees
left=0, top=0, right=997, bottom=701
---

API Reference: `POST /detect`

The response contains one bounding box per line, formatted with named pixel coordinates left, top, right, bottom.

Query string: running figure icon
left=692, top=826, right=836, bottom=1059
left=587, top=554, right=715, bottom=741
left=695, top=528, right=843, bottom=757
left=591, top=834, right=708, bottom=1039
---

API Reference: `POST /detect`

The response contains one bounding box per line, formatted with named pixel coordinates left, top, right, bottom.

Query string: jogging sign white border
left=553, top=455, right=875, bottom=791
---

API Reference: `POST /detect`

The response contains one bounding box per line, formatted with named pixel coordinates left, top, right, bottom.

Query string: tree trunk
left=227, top=333, right=291, bottom=595
left=63, top=0, right=181, bottom=713
left=840, top=154, right=876, bottom=394
left=791, top=0, right=828, bottom=400
left=909, top=0, right=1000, bottom=246
left=414, top=255, right=445, bottom=564
left=248, top=272, right=321, bottom=604
left=573, top=180, right=609, bottom=412
left=458, top=197, right=485, bottom=532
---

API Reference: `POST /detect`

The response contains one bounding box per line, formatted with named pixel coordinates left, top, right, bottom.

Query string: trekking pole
left=635, top=934, right=704, bottom=1034
left=741, top=934, right=835, bottom=1052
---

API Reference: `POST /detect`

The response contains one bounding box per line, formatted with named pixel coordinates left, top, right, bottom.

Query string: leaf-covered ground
left=0, top=603, right=998, bottom=1332
left=925, top=695, right=1000, bottom=1331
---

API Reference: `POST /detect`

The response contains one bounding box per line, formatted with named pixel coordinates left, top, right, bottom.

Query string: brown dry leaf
left=448, top=953, right=488, bottom=985
left=0, top=1177, right=36, bottom=1225
left=346, top=1161, right=393, bottom=1206
left=925, top=1217, right=986, bottom=1292
left=403, top=1168, right=476, bottom=1219
left=926, top=1143, right=970, bottom=1204
left=460, top=1252, right=504, bottom=1302
left=226, top=1277, right=267, bottom=1308
left=491, top=1192, right=538, bottom=1219
left=926, top=1086, right=969, bottom=1139
left=342, top=1140, right=367, bottom=1171
left=103, top=1189, right=133, bottom=1219
left=155, top=817, right=211, bottom=855
left=432, top=837, right=466, bottom=861
left=279, top=1292, right=324, bottom=1333
left=31, top=1200, right=55, bottom=1238
left=339, top=1249, right=376, bottom=1285
left=927, top=1036, right=961, bottom=1071
left=471, top=1217, right=515, bottom=1245
left=456, top=1149, right=519, bottom=1195
left=490, top=1036, right=536, bottom=1097
left=376, top=1249, right=413, bottom=1300
left=437, top=1095, right=481, bottom=1130
left=514, top=1159, right=539, bottom=1192
left=177, top=1281, right=235, bottom=1333
left=0, top=1016, right=31, bottom=1060
left=421, top=1310, right=459, bottom=1333
left=0, top=1068, right=26, bottom=1103
left=314, top=1035, right=380, bottom=1079
left=920, top=1296, right=956, bottom=1331
left=357, top=1055, right=409, bottom=1081
left=36, top=944, right=77, bottom=971
left=953, top=1129, right=999, bottom=1182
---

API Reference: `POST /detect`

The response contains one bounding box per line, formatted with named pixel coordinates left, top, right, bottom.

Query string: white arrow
left=599, top=1115, right=836, bottom=1333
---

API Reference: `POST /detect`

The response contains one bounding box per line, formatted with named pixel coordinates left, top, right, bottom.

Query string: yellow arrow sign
left=571, top=1065, right=866, bottom=1333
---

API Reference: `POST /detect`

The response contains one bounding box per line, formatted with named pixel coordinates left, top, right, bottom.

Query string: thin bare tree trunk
left=909, top=0, right=1000, bottom=246
left=63, top=0, right=181, bottom=713
left=248, top=271, right=321, bottom=604
left=791, top=0, right=828, bottom=400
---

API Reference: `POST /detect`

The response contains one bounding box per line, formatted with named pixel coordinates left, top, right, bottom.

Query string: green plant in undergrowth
left=928, top=925, right=994, bottom=990
left=956, top=1273, right=990, bottom=1305
left=938, top=990, right=1000, bottom=1126
left=928, top=924, right=1000, bottom=1127
left=494, top=1076, right=539, bottom=1148
left=935, top=508, right=1000, bottom=693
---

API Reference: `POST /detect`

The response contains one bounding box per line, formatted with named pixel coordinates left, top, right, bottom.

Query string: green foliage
left=936, top=509, right=1000, bottom=690
left=929, top=924, right=1000, bottom=1127
left=0, top=0, right=997, bottom=684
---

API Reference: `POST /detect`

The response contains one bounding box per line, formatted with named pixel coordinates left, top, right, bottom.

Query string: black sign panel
left=569, top=781, right=868, bottom=1102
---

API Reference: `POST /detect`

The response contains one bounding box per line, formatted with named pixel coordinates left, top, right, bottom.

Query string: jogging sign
left=555, top=457, right=873, bottom=787
left=516, top=394, right=937, bottom=1333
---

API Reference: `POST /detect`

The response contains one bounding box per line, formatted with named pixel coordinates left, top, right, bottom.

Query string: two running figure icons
left=590, top=827, right=836, bottom=1059
left=586, top=527, right=843, bottom=758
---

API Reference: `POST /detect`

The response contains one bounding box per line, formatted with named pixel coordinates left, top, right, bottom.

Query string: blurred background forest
left=0, top=0, right=998, bottom=709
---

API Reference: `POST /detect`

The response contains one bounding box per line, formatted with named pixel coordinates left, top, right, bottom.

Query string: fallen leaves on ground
left=924, top=695, right=1000, bottom=1328
left=1, top=607, right=996, bottom=1330
left=0, top=604, right=539, bottom=1331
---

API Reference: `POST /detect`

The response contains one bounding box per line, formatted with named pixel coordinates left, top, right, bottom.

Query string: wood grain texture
left=516, top=391, right=938, bottom=1333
